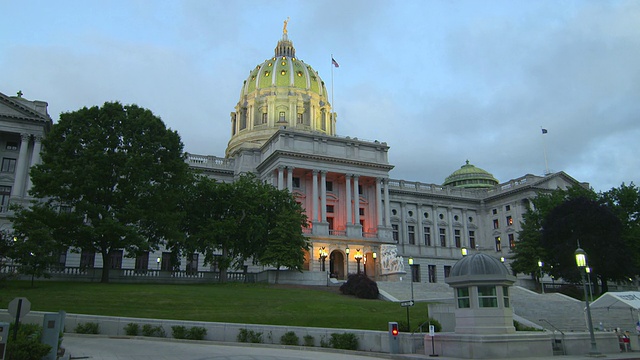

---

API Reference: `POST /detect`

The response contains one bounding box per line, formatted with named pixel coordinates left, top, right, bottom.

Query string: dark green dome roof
left=443, top=160, right=499, bottom=189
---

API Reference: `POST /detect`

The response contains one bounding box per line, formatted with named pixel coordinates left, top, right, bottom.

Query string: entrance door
left=329, top=250, right=346, bottom=279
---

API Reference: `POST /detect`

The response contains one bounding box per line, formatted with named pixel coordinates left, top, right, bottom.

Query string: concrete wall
left=256, top=269, right=327, bottom=286
left=0, top=310, right=420, bottom=354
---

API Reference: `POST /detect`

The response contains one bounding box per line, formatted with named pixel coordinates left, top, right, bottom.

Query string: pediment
left=0, top=92, right=50, bottom=123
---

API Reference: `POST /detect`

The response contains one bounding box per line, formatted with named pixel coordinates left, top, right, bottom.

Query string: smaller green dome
left=443, top=160, right=499, bottom=189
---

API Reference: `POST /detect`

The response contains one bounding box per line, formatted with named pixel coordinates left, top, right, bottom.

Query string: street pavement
left=63, top=334, right=640, bottom=360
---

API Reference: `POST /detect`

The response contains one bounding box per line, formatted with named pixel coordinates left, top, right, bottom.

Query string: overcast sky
left=1, top=0, right=638, bottom=192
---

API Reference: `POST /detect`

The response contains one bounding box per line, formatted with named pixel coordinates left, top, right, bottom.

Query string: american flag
left=332, top=57, right=340, bottom=68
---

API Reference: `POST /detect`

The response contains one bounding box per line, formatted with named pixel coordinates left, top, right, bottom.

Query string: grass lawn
left=0, top=281, right=432, bottom=331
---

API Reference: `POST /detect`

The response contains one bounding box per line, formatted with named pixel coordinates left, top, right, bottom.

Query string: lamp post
left=354, top=249, right=363, bottom=274
left=372, top=252, right=377, bottom=280
left=408, top=257, right=415, bottom=332
left=538, top=260, right=545, bottom=294
left=575, top=245, right=600, bottom=356
left=156, top=257, right=160, bottom=270
left=586, top=267, right=593, bottom=302
left=319, top=247, right=328, bottom=272
left=345, top=246, right=350, bottom=277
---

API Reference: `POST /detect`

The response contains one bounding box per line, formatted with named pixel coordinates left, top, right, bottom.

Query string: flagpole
left=331, top=53, right=335, bottom=125
left=541, top=127, right=549, bottom=175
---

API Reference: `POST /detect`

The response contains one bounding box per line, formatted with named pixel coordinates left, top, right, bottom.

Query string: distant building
left=0, top=29, right=586, bottom=282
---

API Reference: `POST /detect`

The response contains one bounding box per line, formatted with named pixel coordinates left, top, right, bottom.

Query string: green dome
left=443, top=160, right=499, bottom=189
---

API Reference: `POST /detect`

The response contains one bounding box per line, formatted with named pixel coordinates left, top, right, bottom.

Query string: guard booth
left=0, top=322, right=9, bottom=360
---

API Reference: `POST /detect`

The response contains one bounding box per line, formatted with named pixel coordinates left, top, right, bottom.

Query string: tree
left=601, top=183, right=640, bottom=272
left=24, top=102, right=191, bottom=282
left=541, top=196, right=635, bottom=294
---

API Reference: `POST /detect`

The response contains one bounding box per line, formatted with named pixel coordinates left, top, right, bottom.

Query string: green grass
left=0, top=281, right=430, bottom=331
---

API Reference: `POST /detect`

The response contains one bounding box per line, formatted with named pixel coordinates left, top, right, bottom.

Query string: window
left=424, top=226, right=431, bottom=246
left=478, top=286, right=498, bottom=308
left=493, top=219, right=499, bottom=229
left=358, top=184, right=363, bottom=195
left=454, top=215, right=459, bottom=221
left=109, top=250, right=123, bottom=269
left=292, top=177, right=300, bottom=188
left=505, top=205, right=511, bottom=211
left=508, top=233, right=516, bottom=249
left=495, top=236, right=502, bottom=252
left=262, top=112, right=268, bottom=124
left=457, top=287, right=470, bottom=308
left=80, top=250, right=95, bottom=269
left=423, top=212, right=429, bottom=219
left=411, top=264, right=420, bottom=282
left=439, top=228, right=446, bottom=247
left=297, top=113, right=303, bottom=124
left=469, top=231, right=476, bottom=249
left=327, top=217, right=334, bottom=230
left=506, top=215, right=513, bottom=226
left=428, top=265, right=436, bottom=283
left=408, top=210, right=413, bottom=217
left=444, top=265, right=451, bottom=278
left=135, top=252, right=149, bottom=271
left=278, top=111, right=286, bottom=122
left=0, top=186, right=10, bottom=212
left=326, top=181, right=333, bottom=192
left=408, top=225, right=415, bottom=245
left=392, top=209, right=397, bottom=216
left=1, top=158, right=16, bottom=173
left=439, top=213, right=444, bottom=220
left=392, top=224, right=399, bottom=243
left=503, top=286, right=510, bottom=307
left=326, top=205, right=334, bottom=213
left=5, top=141, right=17, bottom=150
left=359, top=208, right=364, bottom=216
left=492, top=208, right=498, bottom=215
left=454, top=229, right=461, bottom=248
left=186, top=253, right=199, bottom=274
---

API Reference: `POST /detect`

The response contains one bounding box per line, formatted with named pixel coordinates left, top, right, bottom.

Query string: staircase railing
left=540, top=318, right=566, bottom=355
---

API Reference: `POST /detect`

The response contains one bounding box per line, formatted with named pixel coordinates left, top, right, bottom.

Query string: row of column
left=11, top=133, right=42, bottom=198
left=273, top=166, right=393, bottom=227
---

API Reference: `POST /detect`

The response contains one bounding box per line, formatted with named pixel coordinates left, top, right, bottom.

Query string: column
left=277, top=166, right=284, bottom=190
left=400, top=202, right=407, bottom=244
left=287, top=166, right=294, bottom=192
left=26, top=135, right=42, bottom=193
left=416, top=203, right=423, bottom=247
left=462, top=209, right=469, bottom=248
left=383, top=179, right=391, bottom=227
left=320, top=171, right=327, bottom=222
left=353, top=175, right=360, bottom=225
left=345, top=175, right=352, bottom=225
left=312, top=170, right=319, bottom=222
left=11, top=133, right=31, bottom=197
left=376, top=178, right=383, bottom=227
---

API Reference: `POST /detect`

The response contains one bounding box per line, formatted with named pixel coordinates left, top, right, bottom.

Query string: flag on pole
left=541, top=128, right=548, bottom=134
left=332, top=57, right=340, bottom=68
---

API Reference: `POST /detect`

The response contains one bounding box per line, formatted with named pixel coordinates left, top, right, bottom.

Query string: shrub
left=237, top=328, right=262, bottom=343
left=124, top=323, right=139, bottom=336
left=75, top=322, right=99, bottom=334
left=172, top=325, right=187, bottom=339
left=329, top=332, right=358, bottom=350
left=6, top=323, right=52, bottom=360
left=303, top=334, right=315, bottom=347
left=280, top=331, right=299, bottom=345
left=339, top=273, right=379, bottom=299
left=514, top=320, right=543, bottom=331
left=319, top=335, right=330, bottom=348
left=141, top=324, right=166, bottom=337
left=187, top=326, right=207, bottom=340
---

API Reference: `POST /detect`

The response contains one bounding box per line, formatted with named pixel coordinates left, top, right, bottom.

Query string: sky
left=1, top=0, right=638, bottom=192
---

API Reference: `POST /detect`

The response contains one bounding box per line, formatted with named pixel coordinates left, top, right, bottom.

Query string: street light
left=372, top=252, right=377, bottom=280
left=319, top=247, right=328, bottom=272
left=408, top=257, right=415, bottom=332
left=575, top=244, right=600, bottom=356
left=354, top=249, right=363, bottom=274
left=156, top=257, right=160, bottom=270
left=586, top=267, right=594, bottom=302
left=538, top=260, right=545, bottom=294
left=345, top=246, right=350, bottom=276
left=461, top=247, right=468, bottom=256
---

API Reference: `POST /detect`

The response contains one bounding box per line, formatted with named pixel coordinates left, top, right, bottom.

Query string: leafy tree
left=601, top=183, right=640, bottom=271
left=24, top=102, right=190, bottom=282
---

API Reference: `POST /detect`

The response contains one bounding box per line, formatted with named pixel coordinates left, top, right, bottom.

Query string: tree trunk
left=101, top=250, right=110, bottom=283
left=275, top=265, right=280, bottom=284
left=219, top=246, right=228, bottom=284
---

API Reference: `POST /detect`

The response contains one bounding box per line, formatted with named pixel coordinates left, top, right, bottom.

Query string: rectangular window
left=424, top=226, right=431, bottom=246
left=262, top=112, right=268, bottom=124
left=428, top=265, right=437, bottom=283
left=469, top=230, right=476, bottom=249
left=493, top=219, right=499, bottom=229
left=135, top=252, right=149, bottom=271
left=5, top=141, right=18, bottom=150
left=327, top=217, right=334, bottom=230
left=503, top=286, right=511, bottom=307
left=492, top=208, right=498, bottom=215
left=80, top=250, right=95, bottom=269
left=509, top=233, right=516, bottom=249
left=186, top=253, right=199, bottom=274
left=109, top=250, right=123, bottom=269
left=506, top=215, right=513, bottom=226
left=457, top=287, right=470, bottom=308
left=444, top=265, right=451, bottom=278
left=495, top=236, right=502, bottom=252
left=505, top=205, right=511, bottom=211
left=326, top=205, right=334, bottom=213
left=358, top=185, right=363, bottom=195
left=1, top=158, right=16, bottom=173
left=326, top=181, right=333, bottom=192
left=0, top=186, right=11, bottom=212
left=439, top=228, right=446, bottom=247
left=359, top=208, right=364, bottom=216
left=411, top=264, right=420, bottom=282
left=478, top=285, right=498, bottom=308
left=297, top=113, right=303, bottom=124
left=292, top=177, right=300, bottom=188
left=408, top=225, right=415, bottom=245
left=392, top=224, right=399, bottom=243
left=454, top=229, right=461, bottom=248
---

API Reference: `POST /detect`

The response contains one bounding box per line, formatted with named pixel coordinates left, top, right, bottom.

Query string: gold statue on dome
left=283, top=17, right=289, bottom=35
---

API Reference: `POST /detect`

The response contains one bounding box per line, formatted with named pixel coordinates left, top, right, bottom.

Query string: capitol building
left=0, top=29, right=585, bottom=284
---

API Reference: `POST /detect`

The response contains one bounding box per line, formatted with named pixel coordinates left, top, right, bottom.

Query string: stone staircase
left=377, top=281, right=638, bottom=333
